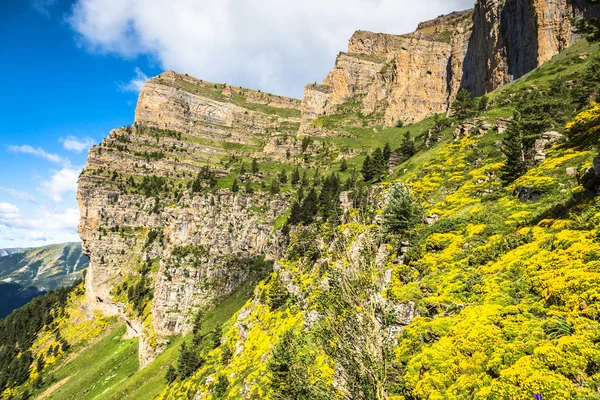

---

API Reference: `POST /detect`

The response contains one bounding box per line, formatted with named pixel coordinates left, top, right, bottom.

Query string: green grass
left=37, top=278, right=262, bottom=400
left=41, top=324, right=139, bottom=400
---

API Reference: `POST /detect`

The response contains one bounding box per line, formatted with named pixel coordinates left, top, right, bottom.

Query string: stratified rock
left=300, top=0, right=587, bottom=130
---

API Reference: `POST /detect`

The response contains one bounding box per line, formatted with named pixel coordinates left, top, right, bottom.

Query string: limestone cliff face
left=78, top=72, right=297, bottom=366
left=462, top=0, right=586, bottom=96
left=301, top=0, right=587, bottom=128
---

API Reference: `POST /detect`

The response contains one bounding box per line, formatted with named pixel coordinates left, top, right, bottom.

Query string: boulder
left=496, top=118, right=512, bottom=134
left=514, top=185, right=541, bottom=203
left=534, top=131, right=563, bottom=162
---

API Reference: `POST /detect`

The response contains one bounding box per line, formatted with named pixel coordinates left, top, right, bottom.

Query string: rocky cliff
left=77, top=0, right=592, bottom=370
left=301, top=0, right=588, bottom=128
left=78, top=72, right=298, bottom=366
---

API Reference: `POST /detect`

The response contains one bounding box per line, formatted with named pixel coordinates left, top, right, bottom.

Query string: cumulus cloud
left=0, top=203, right=21, bottom=221
left=0, top=187, right=36, bottom=203
left=39, top=167, right=80, bottom=202
left=60, top=136, right=96, bottom=152
left=118, top=67, right=149, bottom=93
left=8, top=144, right=67, bottom=165
left=67, top=0, right=475, bottom=97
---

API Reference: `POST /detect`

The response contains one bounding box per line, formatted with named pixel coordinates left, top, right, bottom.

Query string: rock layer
left=301, top=0, right=587, bottom=128
left=78, top=72, right=297, bottom=366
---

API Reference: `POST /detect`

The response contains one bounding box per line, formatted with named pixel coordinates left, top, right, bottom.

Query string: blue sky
left=0, top=0, right=161, bottom=248
left=0, top=0, right=473, bottom=248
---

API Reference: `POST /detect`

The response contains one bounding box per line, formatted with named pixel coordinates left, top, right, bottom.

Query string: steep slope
left=77, top=71, right=301, bottom=366
left=301, top=0, right=589, bottom=128
left=0, top=242, right=88, bottom=291
left=0, top=248, right=24, bottom=257
left=158, top=38, right=600, bottom=400
left=0, top=242, right=88, bottom=319
left=3, top=1, right=600, bottom=399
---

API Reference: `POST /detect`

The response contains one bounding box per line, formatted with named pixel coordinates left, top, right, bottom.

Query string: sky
left=0, top=0, right=474, bottom=249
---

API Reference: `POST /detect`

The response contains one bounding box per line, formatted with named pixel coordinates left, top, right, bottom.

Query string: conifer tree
left=340, top=159, right=348, bottom=172
left=231, top=178, right=240, bottom=193
left=270, top=180, right=281, bottom=195
left=383, top=142, right=392, bottom=161
left=382, top=183, right=424, bottom=234
left=300, top=188, right=318, bottom=224
left=279, top=169, right=288, bottom=184
left=252, top=158, right=259, bottom=174
left=500, top=111, right=527, bottom=184
left=452, top=88, right=474, bottom=120
left=245, top=180, right=254, bottom=194
left=287, top=201, right=301, bottom=225
left=399, top=131, right=416, bottom=160
left=291, top=166, right=300, bottom=185
left=301, top=171, right=309, bottom=187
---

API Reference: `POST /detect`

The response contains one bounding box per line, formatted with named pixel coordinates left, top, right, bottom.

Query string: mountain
left=3, top=0, right=600, bottom=399
left=0, top=242, right=88, bottom=319
left=0, top=242, right=89, bottom=291
left=0, top=248, right=24, bottom=257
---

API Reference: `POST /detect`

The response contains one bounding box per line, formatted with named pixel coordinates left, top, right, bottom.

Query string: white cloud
left=39, top=167, right=80, bottom=202
left=26, top=231, right=47, bottom=241
left=8, top=144, right=67, bottom=165
left=68, top=0, right=475, bottom=98
left=0, top=207, right=81, bottom=248
left=0, top=203, right=21, bottom=221
left=3, top=207, right=79, bottom=232
left=118, top=67, right=149, bottom=93
left=0, top=187, right=36, bottom=203
left=60, top=136, right=96, bottom=152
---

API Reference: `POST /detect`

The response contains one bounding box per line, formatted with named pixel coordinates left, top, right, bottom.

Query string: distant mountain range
left=0, top=248, right=24, bottom=257
left=0, top=242, right=89, bottom=318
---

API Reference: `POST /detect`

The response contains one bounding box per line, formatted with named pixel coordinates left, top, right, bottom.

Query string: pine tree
left=291, top=166, right=300, bottom=185
left=279, top=169, right=288, bottom=184
left=270, top=180, right=281, bottom=195
left=301, top=171, right=309, bottom=187
left=252, top=158, right=259, bottom=174
left=165, top=365, right=177, bottom=383
left=192, top=310, right=204, bottom=335
left=287, top=201, right=301, bottom=225
left=232, top=178, right=240, bottom=193
left=383, top=142, right=392, bottom=161
left=267, top=330, right=313, bottom=400
left=399, top=131, right=416, bottom=160
left=213, top=375, right=229, bottom=399
left=245, top=180, right=254, bottom=194
left=300, top=189, right=318, bottom=224
left=361, top=154, right=373, bottom=181
left=340, top=159, right=348, bottom=172
left=452, top=88, right=474, bottom=120
left=382, top=183, right=424, bottom=234
left=500, top=111, right=527, bottom=184
left=240, top=164, right=246, bottom=175
left=370, top=147, right=387, bottom=180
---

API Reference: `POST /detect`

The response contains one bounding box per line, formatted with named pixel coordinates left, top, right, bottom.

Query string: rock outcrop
left=77, top=0, right=592, bottom=369
left=78, top=72, right=298, bottom=366
left=301, top=0, right=588, bottom=129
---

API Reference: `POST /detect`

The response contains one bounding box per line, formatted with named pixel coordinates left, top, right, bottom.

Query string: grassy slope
left=158, top=39, right=600, bottom=400
left=35, top=279, right=258, bottom=400
left=22, top=39, right=600, bottom=400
